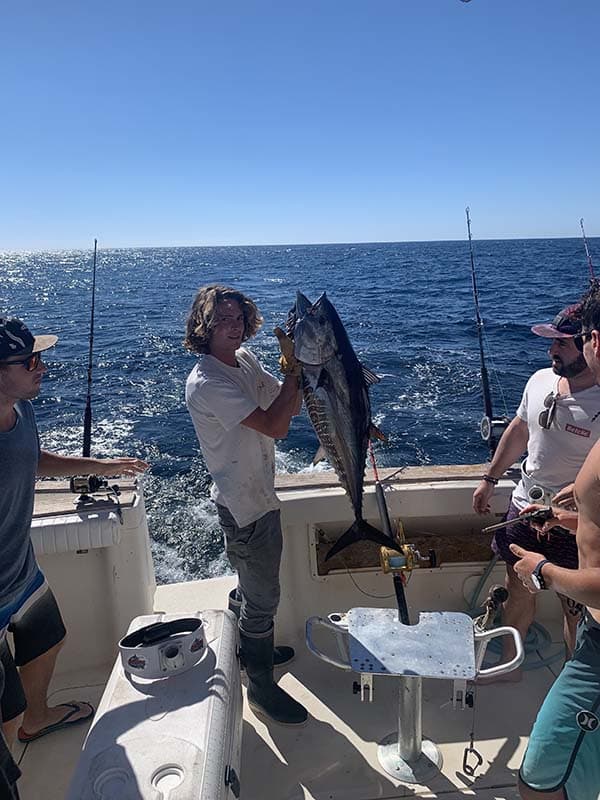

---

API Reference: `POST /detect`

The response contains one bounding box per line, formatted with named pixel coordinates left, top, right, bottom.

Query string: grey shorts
left=0, top=571, right=66, bottom=722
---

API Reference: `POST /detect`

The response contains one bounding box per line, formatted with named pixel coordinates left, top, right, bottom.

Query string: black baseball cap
left=0, top=318, right=58, bottom=360
left=531, top=304, right=582, bottom=339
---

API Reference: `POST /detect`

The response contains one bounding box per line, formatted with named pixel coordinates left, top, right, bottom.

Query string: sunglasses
left=574, top=329, right=593, bottom=353
left=539, top=391, right=560, bottom=429
left=0, top=352, right=43, bottom=372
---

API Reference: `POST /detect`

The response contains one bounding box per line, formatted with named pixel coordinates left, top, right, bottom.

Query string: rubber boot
left=240, top=630, right=308, bottom=726
left=228, top=589, right=294, bottom=668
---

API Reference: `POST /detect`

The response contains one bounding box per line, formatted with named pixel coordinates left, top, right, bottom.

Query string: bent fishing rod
left=82, top=239, right=98, bottom=457
left=465, top=208, right=508, bottom=456
left=580, top=218, right=596, bottom=282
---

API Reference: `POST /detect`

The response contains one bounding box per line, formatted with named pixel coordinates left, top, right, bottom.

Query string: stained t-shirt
left=186, top=348, right=281, bottom=527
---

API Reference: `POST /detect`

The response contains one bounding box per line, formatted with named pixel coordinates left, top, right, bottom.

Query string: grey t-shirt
left=0, top=400, right=40, bottom=608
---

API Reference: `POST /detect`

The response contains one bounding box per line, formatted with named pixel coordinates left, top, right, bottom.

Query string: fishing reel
left=379, top=544, right=436, bottom=574
left=379, top=522, right=437, bottom=575
left=70, top=475, right=110, bottom=496
left=479, top=415, right=510, bottom=444
left=70, top=475, right=123, bottom=523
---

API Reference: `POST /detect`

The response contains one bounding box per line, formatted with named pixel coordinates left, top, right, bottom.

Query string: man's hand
left=473, top=479, right=495, bottom=514
left=553, top=483, right=576, bottom=510
left=509, top=543, right=545, bottom=592
left=519, top=503, right=578, bottom=535
left=94, top=458, right=149, bottom=477
left=274, top=327, right=302, bottom=377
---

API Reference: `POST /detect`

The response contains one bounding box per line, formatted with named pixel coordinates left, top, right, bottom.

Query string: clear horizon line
left=1, top=232, right=598, bottom=255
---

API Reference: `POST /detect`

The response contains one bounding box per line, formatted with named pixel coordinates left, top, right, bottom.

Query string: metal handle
left=305, top=616, right=352, bottom=670
left=474, top=625, right=524, bottom=678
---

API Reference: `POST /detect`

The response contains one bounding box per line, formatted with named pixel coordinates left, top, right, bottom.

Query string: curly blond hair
left=184, top=285, right=264, bottom=354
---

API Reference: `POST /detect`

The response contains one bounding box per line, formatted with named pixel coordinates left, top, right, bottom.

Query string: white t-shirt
left=512, top=368, right=600, bottom=509
left=185, top=347, right=282, bottom=527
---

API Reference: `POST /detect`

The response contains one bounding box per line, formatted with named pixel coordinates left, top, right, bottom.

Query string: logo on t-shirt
left=576, top=710, right=599, bottom=732
left=565, top=423, right=591, bottom=438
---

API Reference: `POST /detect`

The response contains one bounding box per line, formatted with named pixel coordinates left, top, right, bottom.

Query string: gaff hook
left=462, top=743, right=484, bottom=777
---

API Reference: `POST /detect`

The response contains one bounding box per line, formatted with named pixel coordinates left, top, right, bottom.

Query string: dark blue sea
left=1, top=239, right=596, bottom=583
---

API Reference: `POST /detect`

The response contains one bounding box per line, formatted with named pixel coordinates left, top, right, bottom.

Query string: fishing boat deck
left=15, top=576, right=563, bottom=800
left=16, top=466, right=557, bottom=799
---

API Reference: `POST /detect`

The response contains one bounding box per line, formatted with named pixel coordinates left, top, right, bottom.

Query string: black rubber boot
left=228, top=589, right=295, bottom=668
left=240, top=630, right=308, bottom=726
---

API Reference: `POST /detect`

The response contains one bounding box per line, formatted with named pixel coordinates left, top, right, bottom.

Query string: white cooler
left=67, top=610, right=242, bottom=800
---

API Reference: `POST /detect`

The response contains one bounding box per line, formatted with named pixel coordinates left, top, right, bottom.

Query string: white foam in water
left=10, top=239, right=575, bottom=584
left=41, top=419, right=136, bottom=458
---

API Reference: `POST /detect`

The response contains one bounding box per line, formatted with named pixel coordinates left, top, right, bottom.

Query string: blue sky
left=1, top=1, right=599, bottom=249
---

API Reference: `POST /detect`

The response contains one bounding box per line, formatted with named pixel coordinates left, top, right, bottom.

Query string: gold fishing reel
left=379, top=521, right=437, bottom=574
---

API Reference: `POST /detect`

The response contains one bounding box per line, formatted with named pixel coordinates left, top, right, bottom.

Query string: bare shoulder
left=575, top=439, right=600, bottom=499
left=575, top=440, right=600, bottom=564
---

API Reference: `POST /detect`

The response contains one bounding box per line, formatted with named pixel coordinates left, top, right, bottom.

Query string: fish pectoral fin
left=312, top=445, right=328, bottom=466
left=316, top=367, right=331, bottom=389
left=361, top=365, right=381, bottom=386
left=369, top=424, right=387, bottom=442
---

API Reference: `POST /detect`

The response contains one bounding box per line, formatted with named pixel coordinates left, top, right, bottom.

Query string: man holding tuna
left=184, top=285, right=308, bottom=726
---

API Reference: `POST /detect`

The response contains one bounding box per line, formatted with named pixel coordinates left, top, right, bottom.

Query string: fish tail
left=325, top=518, right=392, bottom=561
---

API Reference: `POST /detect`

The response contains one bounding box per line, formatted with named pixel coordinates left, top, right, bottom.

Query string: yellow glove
left=274, top=327, right=302, bottom=377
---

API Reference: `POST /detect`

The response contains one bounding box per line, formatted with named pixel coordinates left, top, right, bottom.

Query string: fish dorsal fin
left=362, top=365, right=381, bottom=386
left=369, top=424, right=387, bottom=443
left=312, top=445, right=328, bottom=465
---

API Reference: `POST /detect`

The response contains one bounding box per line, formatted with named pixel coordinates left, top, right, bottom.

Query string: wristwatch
left=531, top=559, right=550, bottom=590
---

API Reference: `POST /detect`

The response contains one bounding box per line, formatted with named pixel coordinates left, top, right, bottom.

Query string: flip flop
left=17, top=701, right=94, bottom=743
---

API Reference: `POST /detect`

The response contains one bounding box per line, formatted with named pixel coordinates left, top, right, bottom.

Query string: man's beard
left=553, top=354, right=588, bottom=378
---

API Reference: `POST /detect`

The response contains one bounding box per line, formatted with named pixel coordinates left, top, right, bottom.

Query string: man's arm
left=472, top=415, right=529, bottom=513
left=510, top=542, right=600, bottom=606
left=241, top=374, right=301, bottom=439
left=543, top=563, right=600, bottom=607
left=37, top=451, right=149, bottom=477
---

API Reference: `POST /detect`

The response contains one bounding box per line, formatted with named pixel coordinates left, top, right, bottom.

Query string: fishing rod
left=368, top=443, right=410, bottom=625
left=580, top=218, right=596, bottom=281
left=465, top=207, right=508, bottom=456
left=367, top=443, right=437, bottom=624
left=82, top=238, right=98, bottom=457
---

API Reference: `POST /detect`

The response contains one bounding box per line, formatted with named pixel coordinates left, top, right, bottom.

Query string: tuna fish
left=288, top=291, right=392, bottom=560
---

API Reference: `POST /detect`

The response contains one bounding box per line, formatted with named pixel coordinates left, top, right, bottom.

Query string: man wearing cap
left=472, top=304, right=600, bottom=679
left=510, top=283, right=600, bottom=800
left=0, top=317, right=148, bottom=749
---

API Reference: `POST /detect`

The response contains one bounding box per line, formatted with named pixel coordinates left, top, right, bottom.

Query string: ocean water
left=0, top=238, right=596, bottom=583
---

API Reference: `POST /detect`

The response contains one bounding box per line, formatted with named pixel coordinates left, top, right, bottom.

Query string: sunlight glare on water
left=0, top=239, right=594, bottom=582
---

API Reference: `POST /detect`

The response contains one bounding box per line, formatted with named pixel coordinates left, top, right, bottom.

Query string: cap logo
left=4, top=329, right=27, bottom=351
left=576, top=709, right=599, bottom=732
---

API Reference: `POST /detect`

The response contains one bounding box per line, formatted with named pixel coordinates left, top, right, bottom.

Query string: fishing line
left=341, top=560, right=395, bottom=599
left=580, top=218, right=596, bottom=281
left=82, top=238, right=98, bottom=457
left=480, top=326, right=510, bottom=418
